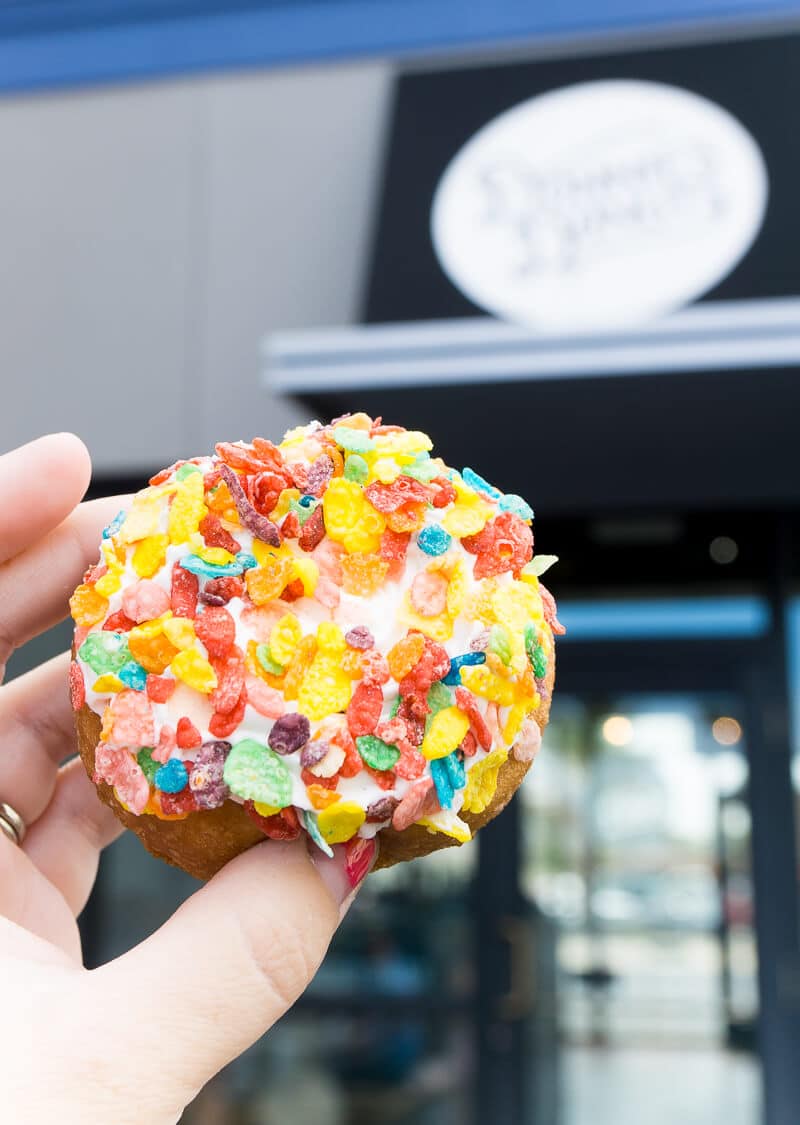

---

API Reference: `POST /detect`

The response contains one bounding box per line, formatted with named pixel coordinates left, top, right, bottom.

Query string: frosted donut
left=69, top=416, right=562, bottom=879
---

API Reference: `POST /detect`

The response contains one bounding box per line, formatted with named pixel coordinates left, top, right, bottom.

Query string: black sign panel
left=365, top=32, right=800, bottom=323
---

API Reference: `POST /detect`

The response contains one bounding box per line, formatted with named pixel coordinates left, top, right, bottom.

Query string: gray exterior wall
left=0, top=60, right=392, bottom=472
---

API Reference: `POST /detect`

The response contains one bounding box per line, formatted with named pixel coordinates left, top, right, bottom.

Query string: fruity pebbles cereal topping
left=70, top=416, right=563, bottom=855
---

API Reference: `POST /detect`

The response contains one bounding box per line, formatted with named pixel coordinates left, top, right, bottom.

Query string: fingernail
left=308, top=836, right=378, bottom=914
left=343, top=836, right=378, bottom=889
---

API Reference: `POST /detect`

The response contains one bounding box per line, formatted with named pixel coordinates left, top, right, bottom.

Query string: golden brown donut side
left=75, top=655, right=554, bottom=881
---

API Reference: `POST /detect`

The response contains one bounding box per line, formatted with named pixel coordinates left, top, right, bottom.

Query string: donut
left=69, top=416, right=563, bottom=879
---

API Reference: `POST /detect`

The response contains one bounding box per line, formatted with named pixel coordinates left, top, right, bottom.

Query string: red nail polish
left=344, top=836, right=377, bottom=888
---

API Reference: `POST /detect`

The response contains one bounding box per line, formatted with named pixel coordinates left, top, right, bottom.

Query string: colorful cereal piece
left=161, top=616, right=196, bottom=651
left=146, top=675, right=176, bottom=703
left=364, top=476, right=428, bottom=514
left=426, top=681, right=454, bottom=715
left=347, top=681, right=384, bottom=737
left=269, top=613, right=303, bottom=666
left=462, top=466, right=501, bottom=499
left=208, top=687, right=247, bottom=738
left=522, top=554, right=559, bottom=578
left=441, top=494, right=494, bottom=538
left=69, top=661, right=86, bottom=710
left=297, top=652, right=352, bottom=721
left=316, top=800, right=365, bottom=844
left=524, top=624, right=548, bottom=677
left=443, top=651, right=486, bottom=685
left=360, top=649, right=390, bottom=685
left=128, top=628, right=179, bottom=676
left=410, top=570, right=449, bottom=617
left=539, top=582, right=566, bottom=635
left=465, top=512, right=533, bottom=579
left=282, top=635, right=317, bottom=702
left=366, top=795, right=400, bottom=823
left=136, top=747, right=160, bottom=785
left=305, top=742, right=345, bottom=779
left=417, top=525, right=452, bottom=556
left=175, top=462, right=202, bottom=481
left=453, top=687, right=493, bottom=751
left=429, top=476, right=456, bottom=508
left=209, top=647, right=246, bottom=714
left=255, top=643, right=284, bottom=676
left=430, top=751, right=465, bottom=809
left=460, top=665, right=516, bottom=706
left=170, top=563, right=199, bottom=619
left=512, top=716, right=543, bottom=763
left=199, top=512, right=241, bottom=554
left=403, top=452, right=439, bottom=483
left=417, top=809, right=471, bottom=843
left=155, top=759, right=189, bottom=793
left=340, top=552, right=389, bottom=596
left=132, top=534, right=169, bottom=579
left=387, top=633, right=426, bottom=681
left=122, top=579, right=171, bottom=624
left=333, top=425, right=374, bottom=453
left=118, top=661, right=148, bottom=692
left=444, top=750, right=466, bottom=789
left=195, top=606, right=236, bottom=658
left=322, top=478, right=385, bottom=554
left=180, top=554, right=242, bottom=580
left=345, top=625, right=374, bottom=650
left=244, top=675, right=286, bottom=719
left=488, top=624, right=513, bottom=666
left=302, top=810, right=334, bottom=857
left=268, top=712, right=310, bottom=755
left=108, top=690, right=155, bottom=746
left=223, top=739, right=292, bottom=807
left=245, top=556, right=294, bottom=605
left=356, top=734, right=400, bottom=771
left=299, top=740, right=329, bottom=770
left=298, top=506, right=326, bottom=552
left=69, top=584, right=109, bottom=628
left=102, top=509, right=126, bottom=539
left=176, top=717, right=202, bottom=749
left=92, top=674, right=124, bottom=693
left=461, top=747, right=509, bottom=814
left=343, top=453, right=369, bottom=483
left=102, top=609, right=136, bottom=633
left=392, top=777, right=437, bottom=831
left=499, top=493, right=533, bottom=520
left=117, top=498, right=162, bottom=545
left=170, top=649, right=217, bottom=694
left=95, top=745, right=150, bottom=814
left=78, top=631, right=131, bottom=676
left=168, top=471, right=207, bottom=545
left=188, top=741, right=230, bottom=809
left=420, top=706, right=469, bottom=761
left=245, top=801, right=301, bottom=840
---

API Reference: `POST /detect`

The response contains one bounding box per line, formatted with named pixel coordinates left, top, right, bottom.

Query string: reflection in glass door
left=515, top=612, right=800, bottom=1125
left=522, top=693, right=761, bottom=1125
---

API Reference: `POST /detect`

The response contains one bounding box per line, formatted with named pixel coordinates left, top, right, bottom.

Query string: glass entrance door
left=517, top=628, right=800, bottom=1125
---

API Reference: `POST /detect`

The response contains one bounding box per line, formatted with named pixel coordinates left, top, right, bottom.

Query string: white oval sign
left=431, top=80, right=768, bottom=330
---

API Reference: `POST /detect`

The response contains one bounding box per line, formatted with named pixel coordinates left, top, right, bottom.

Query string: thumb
left=91, top=836, right=376, bottom=1118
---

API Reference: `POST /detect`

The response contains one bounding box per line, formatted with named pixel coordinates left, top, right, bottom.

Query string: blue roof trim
left=0, top=1, right=795, bottom=94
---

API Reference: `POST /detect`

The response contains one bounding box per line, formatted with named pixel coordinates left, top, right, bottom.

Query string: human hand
left=0, top=434, right=373, bottom=1124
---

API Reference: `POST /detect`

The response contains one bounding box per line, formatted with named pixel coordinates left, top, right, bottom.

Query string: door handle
left=496, top=915, right=536, bottom=1021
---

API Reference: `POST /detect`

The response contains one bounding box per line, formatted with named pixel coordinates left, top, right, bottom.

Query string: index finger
left=0, top=434, right=91, bottom=566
